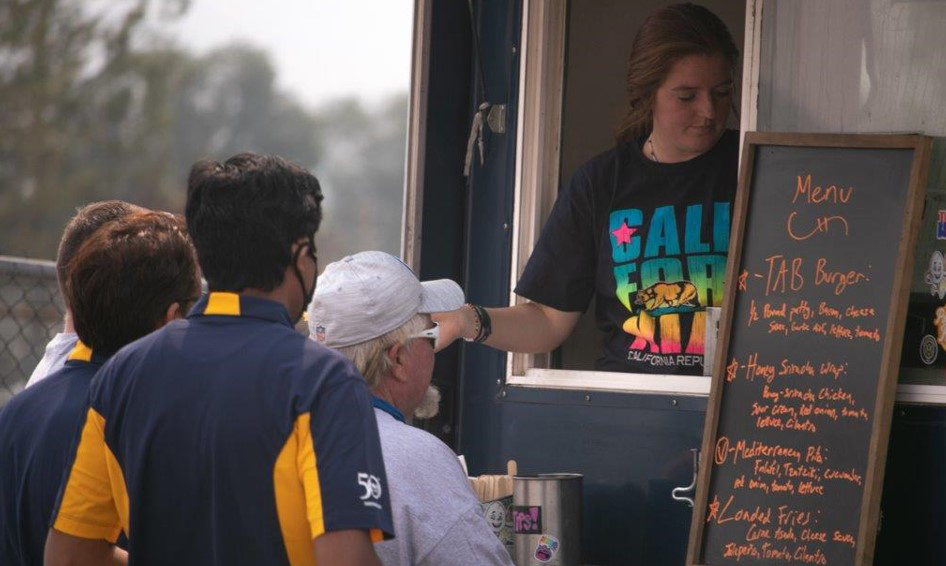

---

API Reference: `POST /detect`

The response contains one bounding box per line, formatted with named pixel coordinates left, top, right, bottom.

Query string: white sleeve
left=26, top=333, right=75, bottom=388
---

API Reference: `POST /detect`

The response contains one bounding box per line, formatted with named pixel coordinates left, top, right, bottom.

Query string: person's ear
left=292, top=238, right=310, bottom=271
left=162, top=302, right=183, bottom=326
left=387, top=343, right=410, bottom=383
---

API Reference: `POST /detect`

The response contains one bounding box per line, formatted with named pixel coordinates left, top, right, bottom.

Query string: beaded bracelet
left=463, top=303, right=480, bottom=342
left=473, top=304, right=492, bottom=343
left=463, top=303, right=493, bottom=343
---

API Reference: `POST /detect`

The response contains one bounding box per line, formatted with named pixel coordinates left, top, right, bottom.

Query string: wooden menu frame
left=687, top=132, right=932, bottom=566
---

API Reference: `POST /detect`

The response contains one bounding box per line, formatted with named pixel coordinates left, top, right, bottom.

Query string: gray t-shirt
left=373, top=408, right=514, bottom=566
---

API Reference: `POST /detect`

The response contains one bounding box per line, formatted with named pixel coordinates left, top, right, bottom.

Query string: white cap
left=307, top=251, right=465, bottom=347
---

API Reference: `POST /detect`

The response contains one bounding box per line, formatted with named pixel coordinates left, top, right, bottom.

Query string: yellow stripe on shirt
left=54, top=408, right=126, bottom=542
left=204, top=292, right=241, bottom=316
left=104, top=438, right=131, bottom=538
left=67, top=340, right=93, bottom=362
left=273, top=412, right=324, bottom=566
left=296, top=413, right=325, bottom=539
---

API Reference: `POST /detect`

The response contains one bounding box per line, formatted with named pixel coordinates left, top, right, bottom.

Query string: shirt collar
left=189, top=292, right=293, bottom=327
left=65, top=339, right=110, bottom=366
left=372, top=396, right=405, bottom=423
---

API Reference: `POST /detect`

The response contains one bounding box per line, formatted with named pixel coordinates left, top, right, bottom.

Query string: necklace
left=647, top=137, right=659, bottom=163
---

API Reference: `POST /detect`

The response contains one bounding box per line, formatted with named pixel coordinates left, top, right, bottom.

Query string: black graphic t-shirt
left=516, top=129, right=739, bottom=374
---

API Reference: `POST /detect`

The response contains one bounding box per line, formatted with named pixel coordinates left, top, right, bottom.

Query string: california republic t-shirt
left=516, top=129, right=739, bottom=374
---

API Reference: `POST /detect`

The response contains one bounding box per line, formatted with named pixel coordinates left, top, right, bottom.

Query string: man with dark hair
left=46, top=153, right=393, bottom=566
left=0, top=211, right=200, bottom=566
left=26, top=200, right=144, bottom=387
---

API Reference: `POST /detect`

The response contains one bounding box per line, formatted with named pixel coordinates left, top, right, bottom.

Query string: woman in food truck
left=436, top=2, right=740, bottom=376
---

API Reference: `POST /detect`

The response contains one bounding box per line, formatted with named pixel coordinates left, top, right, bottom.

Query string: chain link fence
left=0, top=256, right=64, bottom=407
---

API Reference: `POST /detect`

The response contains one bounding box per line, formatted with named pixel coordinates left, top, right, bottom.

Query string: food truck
left=400, top=1, right=946, bottom=564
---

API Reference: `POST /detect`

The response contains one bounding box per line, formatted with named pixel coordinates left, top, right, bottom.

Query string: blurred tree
left=314, top=94, right=407, bottom=263
left=85, top=43, right=324, bottom=211
left=0, top=1, right=406, bottom=264
left=0, top=0, right=190, bottom=256
left=171, top=44, right=324, bottom=175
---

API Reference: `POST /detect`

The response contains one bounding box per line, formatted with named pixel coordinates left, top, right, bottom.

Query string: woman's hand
left=432, top=302, right=581, bottom=354
left=432, top=306, right=477, bottom=352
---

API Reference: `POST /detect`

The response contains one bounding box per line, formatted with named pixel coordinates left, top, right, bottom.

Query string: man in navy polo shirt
left=25, top=200, right=145, bottom=388
left=0, top=211, right=200, bottom=566
left=46, top=153, right=393, bottom=566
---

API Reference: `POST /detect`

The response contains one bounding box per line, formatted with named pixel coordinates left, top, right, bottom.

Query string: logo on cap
left=315, top=325, right=326, bottom=342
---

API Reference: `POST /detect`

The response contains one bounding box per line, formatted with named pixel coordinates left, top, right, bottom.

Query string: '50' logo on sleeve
left=357, top=472, right=383, bottom=509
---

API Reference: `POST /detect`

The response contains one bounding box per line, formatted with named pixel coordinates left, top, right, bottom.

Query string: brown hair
left=615, top=3, right=739, bottom=142
left=65, top=211, right=200, bottom=354
left=56, top=200, right=145, bottom=305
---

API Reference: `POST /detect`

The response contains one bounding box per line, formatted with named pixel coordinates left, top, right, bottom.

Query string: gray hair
left=336, top=313, right=428, bottom=389
left=414, top=385, right=441, bottom=420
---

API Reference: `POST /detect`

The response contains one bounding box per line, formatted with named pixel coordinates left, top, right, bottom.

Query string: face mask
left=290, top=242, right=317, bottom=324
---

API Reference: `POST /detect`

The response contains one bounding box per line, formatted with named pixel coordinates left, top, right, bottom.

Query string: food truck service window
left=506, top=0, right=747, bottom=396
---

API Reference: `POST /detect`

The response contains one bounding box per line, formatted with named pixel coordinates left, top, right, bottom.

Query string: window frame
left=501, top=0, right=759, bottom=397
left=401, top=0, right=431, bottom=269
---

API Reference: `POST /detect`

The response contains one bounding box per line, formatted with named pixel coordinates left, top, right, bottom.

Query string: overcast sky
left=167, top=0, right=414, bottom=109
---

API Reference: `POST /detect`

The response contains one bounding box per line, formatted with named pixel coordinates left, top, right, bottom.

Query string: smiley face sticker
left=534, top=534, right=560, bottom=563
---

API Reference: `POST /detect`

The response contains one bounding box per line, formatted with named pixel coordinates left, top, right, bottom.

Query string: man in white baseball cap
left=308, top=251, right=514, bottom=566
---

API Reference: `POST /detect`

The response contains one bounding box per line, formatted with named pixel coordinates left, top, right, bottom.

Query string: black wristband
left=471, top=304, right=492, bottom=343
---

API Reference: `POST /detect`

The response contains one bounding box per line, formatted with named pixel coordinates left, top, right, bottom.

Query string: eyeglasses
left=408, top=322, right=440, bottom=347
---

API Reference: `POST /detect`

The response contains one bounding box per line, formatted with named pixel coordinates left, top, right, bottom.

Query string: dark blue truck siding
left=414, top=2, right=946, bottom=564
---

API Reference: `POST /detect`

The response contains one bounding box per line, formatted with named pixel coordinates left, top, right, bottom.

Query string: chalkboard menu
left=687, top=133, right=932, bottom=566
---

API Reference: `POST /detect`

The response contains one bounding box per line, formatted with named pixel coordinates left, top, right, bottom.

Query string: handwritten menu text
left=699, top=143, right=917, bottom=566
